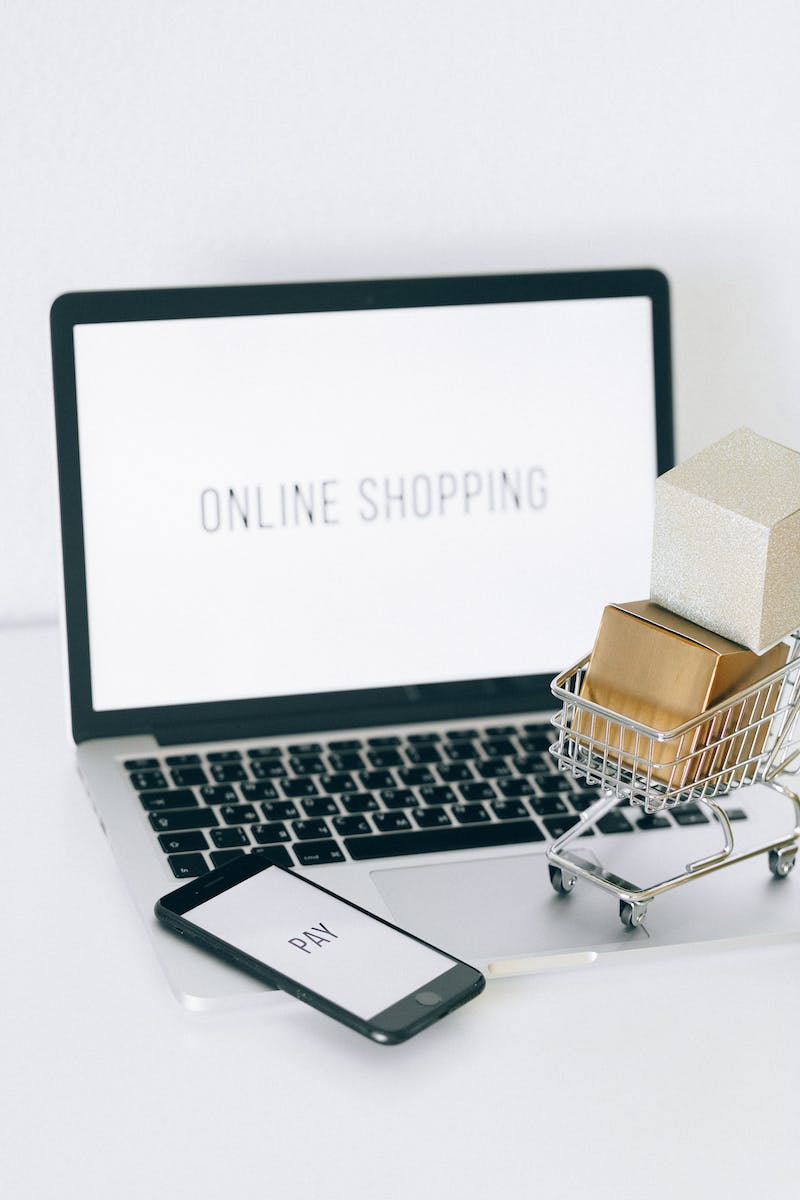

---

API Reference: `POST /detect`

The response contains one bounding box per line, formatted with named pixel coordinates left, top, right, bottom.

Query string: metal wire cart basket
left=546, top=632, right=800, bottom=928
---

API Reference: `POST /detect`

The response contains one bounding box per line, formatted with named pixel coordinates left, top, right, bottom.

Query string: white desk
left=2, top=623, right=798, bottom=1200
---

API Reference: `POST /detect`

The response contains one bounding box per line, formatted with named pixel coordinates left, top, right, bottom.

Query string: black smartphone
left=155, top=855, right=485, bottom=1044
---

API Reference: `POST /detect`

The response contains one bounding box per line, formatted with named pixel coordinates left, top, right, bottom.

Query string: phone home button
left=415, top=990, right=441, bottom=1007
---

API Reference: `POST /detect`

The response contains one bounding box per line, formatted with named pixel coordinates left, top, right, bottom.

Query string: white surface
left=3, top=1, right=800, bottom=623
left=3, top=621, right=800, bottom=1199
left=73, top=297, right=654, bottom=708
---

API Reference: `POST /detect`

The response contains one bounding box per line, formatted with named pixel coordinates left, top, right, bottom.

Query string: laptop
left=51, top=270, right=800, bottom=1009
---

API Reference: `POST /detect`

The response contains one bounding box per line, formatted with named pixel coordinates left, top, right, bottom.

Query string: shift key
left=149, top=809, right=219, bottom=832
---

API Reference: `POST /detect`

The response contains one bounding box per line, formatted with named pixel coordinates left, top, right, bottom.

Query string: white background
left=75, top=299, right=654, bottom=708
left=3, top=1, right=800, bottom=626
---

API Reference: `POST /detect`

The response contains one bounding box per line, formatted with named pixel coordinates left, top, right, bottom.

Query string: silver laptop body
left=52, top=271, right=800, bottom=1008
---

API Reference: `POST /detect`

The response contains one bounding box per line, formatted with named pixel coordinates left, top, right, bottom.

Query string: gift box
left=650, top=427, right=800, bottom=654
left=576, top=599, right=788, bottom=788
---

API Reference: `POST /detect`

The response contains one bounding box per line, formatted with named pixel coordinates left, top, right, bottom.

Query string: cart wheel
left=549, top=865, right=576, bottom=895
left=619, top=900, right=647, bottom=929
left=768, top=848, right=797, bottom=878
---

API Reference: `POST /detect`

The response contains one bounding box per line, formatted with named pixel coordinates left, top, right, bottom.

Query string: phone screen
left=181, top=864, right=461, bottom=1021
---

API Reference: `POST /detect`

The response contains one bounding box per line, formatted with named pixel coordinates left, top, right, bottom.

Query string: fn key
left=168, top=853, right=209, bottom=878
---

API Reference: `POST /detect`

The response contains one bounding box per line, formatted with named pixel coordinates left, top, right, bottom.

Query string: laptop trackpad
left=370, top=853, right=641, bottom=963
left=371, top=846, right=800, bottom=968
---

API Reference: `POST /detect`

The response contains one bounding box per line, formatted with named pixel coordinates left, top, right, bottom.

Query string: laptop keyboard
left=123, top=720, right=749, bottom=879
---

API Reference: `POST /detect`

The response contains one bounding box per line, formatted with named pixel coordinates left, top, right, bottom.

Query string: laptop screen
left=70, top=292, right=659, bottom=713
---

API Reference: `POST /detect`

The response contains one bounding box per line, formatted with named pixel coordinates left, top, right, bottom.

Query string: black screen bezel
left=51, top=268, right=674, bottom=745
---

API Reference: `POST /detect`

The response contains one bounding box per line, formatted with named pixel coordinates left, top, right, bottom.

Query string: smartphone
left=155, top=855, right=485, bottom=1043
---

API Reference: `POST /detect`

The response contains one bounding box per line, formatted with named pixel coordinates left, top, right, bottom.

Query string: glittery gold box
left=650, top=427, right=800, bottom=654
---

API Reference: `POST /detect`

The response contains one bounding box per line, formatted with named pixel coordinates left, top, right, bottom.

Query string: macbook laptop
left=51, top=270, right=800, bottom=1008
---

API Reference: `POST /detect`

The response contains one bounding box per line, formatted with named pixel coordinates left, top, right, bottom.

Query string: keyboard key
left=360, top=769, right=396, bottom=790
left=248, top=746, right=284, bottom=759
left=458, top=782, right=495, bottom=802
left=368, top=748, right=404, bottom=768
left=367, top=735, right=401, bottom=747
left=158, top=831, right=208, bottom=854
left=445, top=741, right=480, bottom=760
left=219, top=804, right=260, bottom=825
left=200, top=785, right=238, bottom=805
left=263, top=800, right=300, bottom=821
left=446, top=728, right=479, bottom=740
left=150, top=809, right=218, bottom=832
left=492, top=799, right=529, bottom=821
left=333, top=815, right=371, bottom=836
left=407, top=732, right=441, bottom=743
left=596, top=810, right=635, bottom=834
left=288, top=742, right=323, bottom=755
left=724, top=808, right=747, bottom=821
left=535, top=774, right=572, bottom=794
left=210, top=849, right=247, bottom=868
left=302, top=796, right=340, bottom=817
left=515, top=755, right=551, bottom=776
left=164, top=753, right=202, bottom=766
left=483, top=725, right=519, bottom=736
left=419, top=784, right=456, bottom=806
left=398, top=766, right=436, bottom=787
left=519, top=732, right=552, bottom=752
left=340, top=792, right=378, bottom=814
left=211, top=827, right=250, bottom=848
left=171, top=766, right=208, bottom=787
left=319, top=772, right=357, bottom=794
left=672, top=805, right=710, bottom=826
left=250, top=845, right=294, bottom=868
left=211, top=763, right=247, bottom=783
left=207, top=750, right=242, bottom=762
left=327, top=739, right=363, bottom=751
left=240, top=781, right=279, bottom=802
left=497, top=778, right=534, bottom=798
left=327, top=752, right=365, bottom=772
left=571, top=792, right=601, bottom=811
left=482, top=738, right=516, bottom=758
left=374, top=811, right=412, bottom=833
left=139, top=788, right=197, bottom=812
left=523, top=722, right=553, bottom=738
left=475, top=759, right=513, bottom=779
left=529, top=794, right=570, bottom=817
left=406, top=744, right=443, bottom=766
left=380, top=788, right=416, bottom=809
left=292, top=818, right=331, bottom=841
left=124, top=757, right=159, bottom=770
left=636, top=814, right=671, bottom=830
left=251, top=822, right=290, bottom=844
left=281, top=778, right=319, bottom=798
left=412, top=806, right=451, bottom=828
left=290, top=755, right=326, bottom=775
left=168, top=853, right=209, bottom=878
left=437, top=763, right=474, bottom=784
left=130, top=769, right=168, bottom=791
left=542, top=815, right=583, bottom=839
left=452, top=803, right=490, bottom=824
left=294, top=841, right=345, bottom=867
left=344, top=819, right=546, bottom=860
left=251, top=761, right=288, bottom=779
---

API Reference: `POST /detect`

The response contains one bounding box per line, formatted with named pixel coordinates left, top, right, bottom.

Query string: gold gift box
left=576, top=600, right=788, bottom=789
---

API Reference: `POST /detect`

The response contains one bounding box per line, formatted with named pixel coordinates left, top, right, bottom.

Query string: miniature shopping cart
left=546, top=632, right=800, bottom=928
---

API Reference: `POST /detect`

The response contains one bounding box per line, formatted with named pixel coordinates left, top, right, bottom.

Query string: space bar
left=343, top=819, right=545, bottom=861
